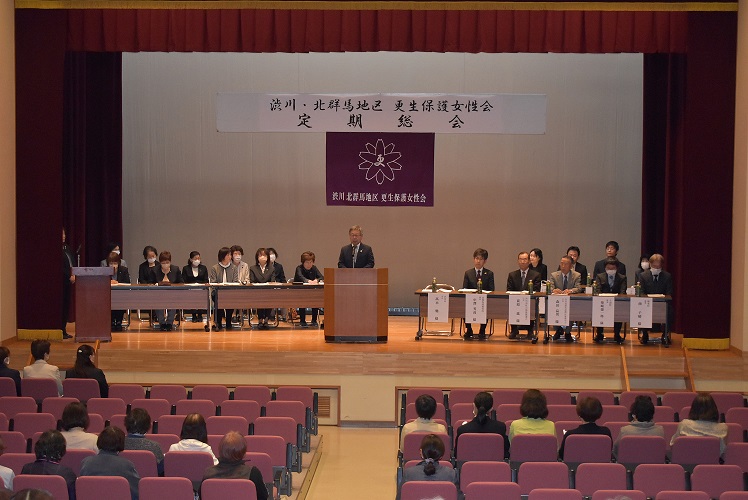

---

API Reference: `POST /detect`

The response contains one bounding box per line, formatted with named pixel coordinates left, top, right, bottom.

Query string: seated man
left=549, top=255, right=582, bottom=341
left=400, top=395, right=447, bottom=450
left=639, top=253, right=674, bottom=344
left=22, top=339, right=63, bottom=396
left=557, top=246, right=589, bottom=285
left=462, top=248, right=494, bottom=340
left=593, top=257, right=627, bottom=344
left=506, top=251, right=540, bottom=339
left=593, top=240, right=627, bottom=277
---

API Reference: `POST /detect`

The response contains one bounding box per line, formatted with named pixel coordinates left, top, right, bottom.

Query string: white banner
left=427, top=293, right=450, bottom=323
left=216, top=93, right=547, bottom=134
left=630, top=298, right=653, bottom=328
left=466, top=294, right=487, bottom=324
left=547, top=295, right=570, bottom=326
left=509, top=295, right=531, bottom=326
left=592, top=296, right=615, bottom=328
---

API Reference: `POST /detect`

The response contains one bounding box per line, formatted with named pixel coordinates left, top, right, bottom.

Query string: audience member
left=294, top=251, right=324, bottom=328
left=612, top=395, right=664, bottom=458
left=671, top=392, right=728, bottom=456
left=400, top=434, right=457, bottom=494
left=0, top=436, right=14, bottom=490
left=65, top=344, right=108, bottom=398
left=0, top=347, right=21, bottom=396
left=593, top=240, right=627, bottom=277
left=230, top=245, right=250, bottom=285
left=60, top=402, right=99, bottom=452
left=563, top=246, right=588, bottom=284
left=455, top=391, right=509, bottom=459
left=21, top=430, right=76, bottom=500
left=169, top=413, right=218, bottom=465
left=80, top=427, right=140, bottom=500
left=124, top=408, right=164, bottom=476
left=10, top=491, right=50, bottom=500
left=634, top=253, right=651, bottom=283
left=267, top=248, right=286, bottom=283
left=138, top=246, right=158, bottom=285
left=400, top=395, right=447, bottom=450
left=199, top=431, right=268, bottom=500
left=22, top=340, right=63, bottom=396
left=462, top=248, right=494, bottom=340
left=529, top=248, right=547, bottom=281
left=508, top=389, right=556, bottom=442
left=558, top=396, right=612, bottom=459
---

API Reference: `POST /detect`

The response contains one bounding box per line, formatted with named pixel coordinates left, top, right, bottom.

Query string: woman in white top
left=168, top=413, right=218, bottom=465
left=60, top=402, right=99, bottom=452
left=671, top=392, right=729, bottom=456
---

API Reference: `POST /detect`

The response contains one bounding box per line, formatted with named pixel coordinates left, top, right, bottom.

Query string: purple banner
left=326, top=132, right=435, bottom=206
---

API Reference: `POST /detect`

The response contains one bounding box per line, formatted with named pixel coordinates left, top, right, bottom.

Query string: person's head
left=179, top=413, right=208, bottom=443
left=218, top=431, right=247, bottom=462
left=415, top=395, right=438, bottom=420
left=230, top=245, right=244, bottom=265
left=604, top=258, right=619, bottom=276
left=61, top=402, right=90, bottom=431
left=255, top=248, right=269, bottom=266
left=649, top=254, right=665, bottom=273
left=124, top=408, right=152, bottom=435
left=267, top=248, right=278, bottom=263
left=688, top=393, right=720, bottom=422
left=301, top=251, right=316, bottom=270
left=473, top=248, right=488, bottom=269
left=529, top=248, right=544, bottom=267
left=34, top=430, right=67, bottom=461
left=217, top=247, right=232, bottom=265
left=143, top=246, right=158, bottom=263
left=188, top=251, right=201, bottom=268
left=11, top=490, right=53, bottom=500
left=605, top=241, right=620, bottom=257
left=517, top=252, right=530, bottom=271
left=520, top=389, right=549, bottom=419
left=473, top=392, right=493, bottom=423
left=639, top=254, right=651, bottom=270
left=566, top=246, right=581, bottom=263
left=419, top=434, right=445, bottom=476
left=576, top=396, right=603, bottom=423
left=30, top=340, right=50, bottom=361
left=348, top=225, right=363, bottom=246
left=106, top=251, right=121, bottom=267
left=559, top=255, right=573, bottom=274
left=104, top=242, right=121, bottom=257
left=97, top=426, right=126, bottom=453
left=73, top=344, right=96, bottom=373
left=629, top=395, right=656, bottom=423
left=0, top=346, right=10, bottom=366
left=158, top=251, right=172, bottom=273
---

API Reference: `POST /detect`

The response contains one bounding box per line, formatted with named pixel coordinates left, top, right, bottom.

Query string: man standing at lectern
left=338, top=225, right=375, bottom=268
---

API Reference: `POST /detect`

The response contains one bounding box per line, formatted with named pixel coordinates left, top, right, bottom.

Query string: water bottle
left=477, top=279, right=483, bottom=293
left=528, top=280, right=534, bottom=294
left=431, top=277, right=438, bottom=292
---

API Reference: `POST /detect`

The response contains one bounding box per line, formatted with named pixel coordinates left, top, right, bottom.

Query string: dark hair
left=688, top=393, right=720, bottom=422
left=604, top=257, right=620, bottom=268
left=104, top=242, right=121, bottom=255
left=567, top=246, right=581, bottom=256
left=638, top=254, right=651, bottom=266
left=73, top=344, right=96, bottom=378
left=0, top=346, right=9, bottom=361
left=474, top=392, right=493, bottom=424
left=520, top=389, right=549, bottom=419
left=230, top=245, right=244, bottom=255
left=301, top=251, right=316, bottom=263
left=255, top=248, right=269, bottom=266
left=30, top=340, right=50, bottom=361
left=419, top=434, right=445, bottom=476
left=560, top=255, right=573, bottom=265
left=187, top=251, right=201, bottom=267
left=179, top=413, right=208, bottom=443
left=267, top=248, right=278, bottom=258
left=97, top=426, right=126, bottom=453
left=158, top=251, right=172, bottom=263
left=106, top=252, right=121, bottom=266
left=34, top=430, right=67, bottom=461
left=61, top=402, right=89, bottom=431
left=10, top=490, right=53, bottom=500
left=415, top=395, right=437, bottom=420
left=473, top=248, right=488, bottom=260
left=605, top=241, right=620, bottom=252
left=217, top=247, right=232, bottom=262
left=630, top=395, right=656, bottom=422
left=124, top=408, right=152, bottom=435
left=517, top=251, right=530, bottom=259
left=219, top=431, right=247, bottom=462
left=530, top=248, right=544, bottom=265
left=142, top=246, right=157, bottom=259
left=576, top=396, right=603, bottom=422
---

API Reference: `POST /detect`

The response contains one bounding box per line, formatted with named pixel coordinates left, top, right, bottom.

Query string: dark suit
left=557, top=262, right=589, bottom=285
left=250, top=264, right=277, bottom=322
left=151, top=265, right=184, bottom=328
left=337, top=243, right=375, bottom=268
left=295, top=265, right=324, bottom=324
left=272, top=262, right=287, bottom=283
left=138, top=261, right=158, bottom=284
left=558, top=422, right=612, bottom=460
left=0, top=365, right=22, bottom=396
left=455, top=417, right=509, bottom=459
left=593, top=272, right=627, bottom=341
left=22, top=460, right=77, bottom=500
left=529, top=263, right=548, bottom=281
left=594, top=258, right=627, bottom=278
left=506, top=268, right=540, bottom=337
left=111, top=266, right=131, bottom=329
left=462, top=268, right=494, bottom=337
left=639, top=269, right=674, bottom=343
left=182, top=264, right=209, bottom=322
left=66, top=365, right=109, bottom=398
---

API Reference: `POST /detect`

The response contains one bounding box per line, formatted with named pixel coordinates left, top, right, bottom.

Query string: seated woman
left=80, top=427, right=140, bottom=500
left=22, top=430, right=77, bottom=500
left=294, top=251, right=324, bottom=328
left=100, top=241, right=128, bottom=269
left=138, top=246, right=158, bottom=285
left=671, top=392, right=729, bottom=456
left=400, top=434, right=457, bottom=497
left=169, top=413, right=218, bottom=465
left=400, top=395, right=446, bottom=451
left=508, top=389, right=556, bottom=442
left=60, top=402, right=99, bottom=452
left=107, top=252, right=130, bottom=331
left=455, top=391, right=509, bottom=459
left=0, top=346, right=21, bottom=396
left=267, top=248, right=286, bottom=283
left=182, top=251, right=209, bottom=323
left=199, top=431, right=268, bottom=500
left=152, top=251, right=184, bottom=331
left=250, top=248, right=276, bottom=330
left=558, top=396, right=611, bottom=459
left=124, top=408, right=164, bottom=476
left=65, top=344, right=108, bottom=398
left=613, top=395, right=664, bottom=458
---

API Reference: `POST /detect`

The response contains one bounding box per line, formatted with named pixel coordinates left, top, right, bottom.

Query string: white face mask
left=233, top=255, right=242, bottom=264
left=270, top=254, right=276, bottom=263
left=113, top=249, right=120, bottom=255
left=3, top=357, right=9, bottom=366
left=192, top=259, right=201, bottom=267
left=651, top=268, right=662, bottom=276
left=641, top=261, right=650, bottom=270
left=606, top=269, right=616, bottom=277
left=147, top=257, right=156, bottom=264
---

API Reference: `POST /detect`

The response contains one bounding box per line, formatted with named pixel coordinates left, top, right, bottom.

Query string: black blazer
left=463, top=268, right=495, bottom=291
left=639, top=269, right=674, bottom=295
left=0, top=365, right=22, bottom=396
left=529, top=263, right=548, bottom=281
left=65, top=365, right=109, bottom=398
left=272, top=262, right=287, bottom=283
left=593, top=259, right=627, bottom=278
left=112, top=266, right=131, bottom=284
left=250, top=264, right=276, bottom=284
left=151, top=265, right=185, bottom=284
left=337, top=243, right=375, bottom=268
left=455, top=417, right=509, bottom=459
left=295, top=265, right=324, bottom=283
left=181, top=264, right=209, bottom=284
left=506, top=268, right=541, bottom=292
left=594, top=272, right=627, bottom=294
left=139, top=261, right=158, bottom=284
left=558, top=422, right=612, bottom=459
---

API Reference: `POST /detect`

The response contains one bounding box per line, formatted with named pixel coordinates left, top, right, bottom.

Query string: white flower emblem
left=358, top=139, right=402, bottom=185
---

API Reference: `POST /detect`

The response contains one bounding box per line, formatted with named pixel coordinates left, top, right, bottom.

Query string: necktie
left=353, top=245, right=358, bottom=267
left=477, top=269, right=482, bottom=282
left=609, top=275, right=614, bottom=289
left=521, top=270, right=527, bottom=288
left=562, top=274, right=568, bottom=290
left=654, top=274, right=659, bottom=283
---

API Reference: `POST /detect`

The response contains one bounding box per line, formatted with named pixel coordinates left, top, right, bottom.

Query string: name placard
left=465, top=294, right=487, bottom=324
left=547, top=295, right=570, bottom=326
left=630, top=298, right=653, bottom=328
left=592, top=296, right=615, bottom=327
left=427, top=293, right=450, bottom=323
left=509, top=295, right=531, bottom=326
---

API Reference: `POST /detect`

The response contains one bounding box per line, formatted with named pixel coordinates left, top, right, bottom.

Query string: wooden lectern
left=324, top=268, right=388, bottom=343
left=72, top=267, right=114, bottom=342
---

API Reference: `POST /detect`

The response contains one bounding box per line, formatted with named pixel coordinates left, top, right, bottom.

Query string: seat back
left=275, top=386, right=314, bottom=410
left=724, top=442, right=748, bottom=472
left=660, top=422, right=679, bottom=449
left=21, top=378, right=59, bottom=402
left=14, top=474, right=70, bottom=500
left=109, top=384, right=146, bottom=405
left=547, top=405, right=581, bottom=422
left=138, top=476, right=195, bottom=500
left=13, top=412, right=56, bottom=439
left=164, top=450, right=215, bottom=483
left=206, top=415, right=249, bottom=435
left=591, top=490, right=645, bottom=500
left=405, top=388, right=444, bottom=407
left=131, top=398, right=172, bottom=420
left=632, top=463, right=686, bottom=498
left=401, top=431, right=452, bottom=462
left=0, top=431, right=26, bottom=453
left=233, top=386, right=272, bottom=407
left=41, top=397, right=79, bottom=421
left=219, top=400, right=261, bottom=426
left=492, top=389, right=526, bottom=407
left=447, top=389, right=484, bottom=406
left=464, top=481, right=521, bottom=500
left=517, top=461, right=569, bottom=494
left=174, top=399, right=216, bottom=417
left=654, top=492, right=709, bottom=500
left=244, top=451, right=275, bottom=499
left=149, top=385, right=188, bottom=406
left=670, top=436, right=721, bottom=471
left=528, top=489, right=582, bottom=500
left=0, top=378, right=18, bottom=398
left=495, top=404, right=522, bottom=422
left=459, top=461, right=511, bottom=490
left=155, top=415, right=186, bottom=435
left=600, top=405, right=630, bottom=423
left=449, top=403, right=474, bottom=423
left=725, top=407, right=748, bottom=429
left=191, top=385, right=230, bottom=407
left=0, top=396, right=37, bottom=419
left=0, top=413, right=7, bottom=432
left=576, top=391, right=616, bottom=405
left=562, top=434, right=612, bottom=465
left=149, top=433, right=180, bottom=452
left=201, top=478, right=258, bottom=500
left=62, top=378, right=101, bottom=402
left=109, top=414, right=127, bottom=431
left=76, top=475, right=132, bottom=500
left=87, top=413, right=105, bottom=434
left=710, top=392, right=746, bottom=418
left=60, top=448, right=96, bottom=476
left=509, top=434, right=558, bottom=465
left=661, top=392, right=698, bottom=418
left=245, top=435, right=290, bottom=468
left=121, top=449, right=159, bottom=478
left=265, top=401, right=306, bottom=425
left=455, top=433, right=503, bottom=462
left=87, top=397, right=127, bottom=422
left=543, top=390, right=573, bottom=405
left=619, top=391, right=658, bottom=410
left=554, top=421, right=582, bottom=447
left=400, top=480, right=456, bottom=500
left=574, top=463, right=627, bottom=497
left=653, top=405, right=676, bottom=423
left=252, top=416, right=299, bottom=446
left=0, top=453, right=35, bottom=475
left=690, top=464, right=744, bottom=499
left=616, top=435, right=667, bottom=468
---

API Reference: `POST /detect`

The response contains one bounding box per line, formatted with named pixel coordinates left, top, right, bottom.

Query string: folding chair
left=454, top=432, right=503, bottom=466
left=244, top=451, right=275, bottom=500
left=400, top=480, right=457, bottom=500
left=495, top=404, right=522, bottom=422
left=543, top=390, right=573, bottom=405
left=62, top=378, right=101, bottom=402
left=710, top=392, right=746, bottom=420
left=275, top=386, right=318, bottom=436
left=0, top=396, right=37, bottom=420
left=601, top=405, right=630, bottom=423
left=60, top=448, right=96, bottom=475
left=154, top=415, right=186, bottom=435
left=87, top=397, right=127, bottom=422
left=265, top=400, right=310, bottom=452
left=654, top=405, right=676, bottom=423
left=0, top=453, right=35, bottom=475
left=492, top=389, right=525, bottom=407
left=447, top=388, right=484, bottom=407
left=400, top=431, right=452, bottom=467
left=724, top=442, right=748, bottom=473
left=245, top=435, right=293, bottom=497
left=661, top=392, right=698, bottom=418
left=149, top=433, right=180, bottom=452
left=670, top=436, right=721, bottom=473
left=547, top=405, right=581, bottom=422
left=0, top=431, right=27, bottom=453
left=726, top=407, right=748, bottom=441
left=459, top=461, right=511, bottom=491
left=206, top=415, right=249, bottom=436
left=509, top=434, right=559, bottom=475
left=615, top=435, right=667, bottom=471
left=0, top=378, right=18, bottom=398
left=41, top=396, right=79, bottom=421
left=233, top=386, right=272, bottom=408
left=252, top=416, right=303, bottom=472
left=149, top=385, right=188, bottom=406
left=201, top=478, right=258, bottom=500
left=131, top=398, right=172, bottom=421
left=164, top=450, right=215, bottom=489
left=561, top=434, right=612, bottom=471
left=13, top=412, right=56, bottom=440
left=109, top=384, right=146, bottom=406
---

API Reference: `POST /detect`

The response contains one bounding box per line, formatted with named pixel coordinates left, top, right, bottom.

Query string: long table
left=213, top=283, right=324, bottom=309
left=110, top=284, right=213, bottom=331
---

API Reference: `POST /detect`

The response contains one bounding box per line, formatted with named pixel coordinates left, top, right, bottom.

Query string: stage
left=4, top=316, right=746, bottom=425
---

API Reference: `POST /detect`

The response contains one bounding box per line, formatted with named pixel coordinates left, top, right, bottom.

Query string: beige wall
left=0, top=3, right=16, bottom=341
left=732, top=0, right=748, bottom=353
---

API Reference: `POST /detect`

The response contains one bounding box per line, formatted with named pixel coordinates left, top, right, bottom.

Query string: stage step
left=620, top=346, right=695, bottom=391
